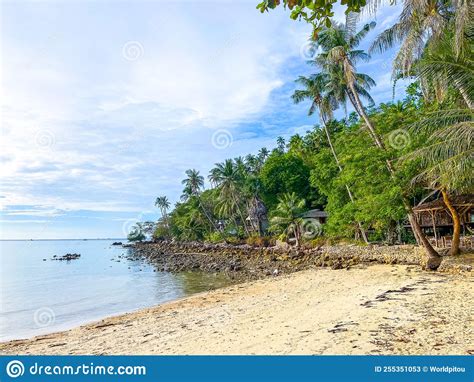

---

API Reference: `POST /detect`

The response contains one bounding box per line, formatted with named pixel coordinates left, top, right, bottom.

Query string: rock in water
left=51, top=253, right=81, bottom=261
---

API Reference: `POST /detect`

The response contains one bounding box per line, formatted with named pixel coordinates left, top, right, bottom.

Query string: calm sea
left=0, top=240, right=232, bottom=341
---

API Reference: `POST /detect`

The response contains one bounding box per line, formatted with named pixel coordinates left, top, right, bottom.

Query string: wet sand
left=1, top=264, right=472, bottom=355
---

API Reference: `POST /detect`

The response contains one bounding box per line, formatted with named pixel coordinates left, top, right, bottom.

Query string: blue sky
left=0, top=0, right=406, bottom=239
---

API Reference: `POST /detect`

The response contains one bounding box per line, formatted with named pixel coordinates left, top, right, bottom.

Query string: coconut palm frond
left=369, top=23, right=406, bottom=55
left=353, top=83, right=376, bottom=105
left=349, top=22, right=377, bottom=49
left=409, top=109, right=474, bottom=132
left=355, top=73, right=377, bottom=89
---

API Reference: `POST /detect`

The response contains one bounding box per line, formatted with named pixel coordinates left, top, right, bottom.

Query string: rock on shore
left=127, top=241, right=473, bottom=279
left=124, top=241, right=453, bottom=280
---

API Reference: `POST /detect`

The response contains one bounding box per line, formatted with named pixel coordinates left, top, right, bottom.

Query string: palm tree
left=258, top=147, right=269, bottom=161
left=313, top=20, right=442, bottom=267
left=270, top=192, right=306, bottom=247
left=276, top=136, right=286, bottom=152
left=211, top=159, right=250, bottom=236
left=314, top=21, right=386, bottom=148
left=181, top=169, right=217, bottom=230
left=402, top=27, right=473, bottom=255
left=406, top=107, right=474, bottom=255
left=245, top=154, right=258, bottom=174
left=181, top=169, right=204, bottom=200
left=415, top=33, right=474, bottom=109
left=234, top=156, right=248, bottom=177
left=155, top=196, right=170, bottom=218
left=292, top=73, right=369, bottom=243
left=155, top=196, right=171, bottom=230
left=368, top=0, right=470, bottom=78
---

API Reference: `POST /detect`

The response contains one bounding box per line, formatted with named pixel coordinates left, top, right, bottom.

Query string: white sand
left=1, top=264, right=472, bottom=355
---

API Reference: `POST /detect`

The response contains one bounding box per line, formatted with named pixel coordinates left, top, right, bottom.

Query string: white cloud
left=0, top=1, right=312, bottom=225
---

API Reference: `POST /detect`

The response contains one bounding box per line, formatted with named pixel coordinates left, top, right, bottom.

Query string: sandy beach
left=1, top=264, right=472, bottom=355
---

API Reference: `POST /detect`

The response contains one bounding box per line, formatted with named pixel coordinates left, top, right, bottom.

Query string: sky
left=0, top=0, right=406, bottom=240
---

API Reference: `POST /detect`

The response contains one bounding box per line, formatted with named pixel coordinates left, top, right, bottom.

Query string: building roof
left=300, top=209, right=328, bottom=218
left=413, top=194, right=474, bottom=212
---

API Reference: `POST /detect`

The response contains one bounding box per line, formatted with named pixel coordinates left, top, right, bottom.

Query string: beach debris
left=272, top=269, right=279, bottom=276
left=51, top=253, right=81, bottom=261
left=328, top=321, right=359, bottom=333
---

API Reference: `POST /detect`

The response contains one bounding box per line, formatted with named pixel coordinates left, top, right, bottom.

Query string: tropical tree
left=257, top=0, right=368, bottom=33
left=313, top=21, right=385, bottom=147
left=127, top=222, right=146, bottom=242
left=270, top=192, right=306, bottom=247
left=399, top=25, right=473, bottom=255
left=312, top=20, right=443, bottom=267
left=276, top=136, right=286, bottom=152
left=181, top=169, right=217, bottom=230
left=405, top=106, right=474, bottom=255
left=368, top=0, right=471, bottom=81
left=258, top=147, right=269, bottom=161
left=292, top=73, right=369, bottom=243
left=155, top=196, right=170, bottom=224
left=211, top=159, right=250, bottom=236
left=259, top=151, right=314, bottom=211
left=415, top=32, right=474, bottom=109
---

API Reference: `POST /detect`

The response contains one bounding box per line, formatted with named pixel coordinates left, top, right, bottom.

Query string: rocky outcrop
left=127, top=241, right=473, bottom=279
left=51, top=253, right=81, bottom=261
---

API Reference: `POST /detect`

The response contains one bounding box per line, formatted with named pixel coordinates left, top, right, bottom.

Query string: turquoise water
left=0, top=240, right=232, bottom=341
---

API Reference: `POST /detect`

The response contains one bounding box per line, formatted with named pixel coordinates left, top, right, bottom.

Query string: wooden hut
left=412, top=194, right=474, bottom=248
left=300, top=209, right=328, bottom=224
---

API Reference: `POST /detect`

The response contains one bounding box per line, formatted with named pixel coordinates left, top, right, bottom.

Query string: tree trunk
left=407, top=207, right=442, bottom=269
left=294, top=223, right=301, bottom=248
left=347, top=83, right=384, bottom=148
left=233, top=193, right=251, bottom=237
left=408, top=213, right=421, bottom=245
left=441, top=189, right=461, bottom=255
left=321, top=113, right=369, bottom=244
left=197, top=197, right=218, bottom=231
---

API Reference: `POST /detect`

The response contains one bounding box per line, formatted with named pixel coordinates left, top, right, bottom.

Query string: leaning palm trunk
left=232, top=194, right=251, bottom=237
left=320, top=114, right=369, bottom=244
left=347, top=81, right=441, bottom=268
left=347, top=81, right=386, bottom=149
left=441, top=189, right=461, bottom=255
left=197, top=197, right=219, bottom=231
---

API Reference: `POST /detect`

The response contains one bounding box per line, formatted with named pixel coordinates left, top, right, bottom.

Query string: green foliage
left=269, top=192, right=306, bottom=246
left=153, top=11, right=471, bottom=248
left=127, top=225, right=146, bottom=242
left=205, top=231, right=226, bottom=243
left=256, top=0, right=367, bottom=35
left=259, top=152, right=314, bottom=210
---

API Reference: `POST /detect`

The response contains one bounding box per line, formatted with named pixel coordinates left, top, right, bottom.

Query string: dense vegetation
left=129, top=0, right=473, bottom=269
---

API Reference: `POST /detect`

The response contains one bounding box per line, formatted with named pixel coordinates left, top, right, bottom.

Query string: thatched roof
left=413, top=194, right=474, bottom=212
left=300, top=209, right=328, bottom=218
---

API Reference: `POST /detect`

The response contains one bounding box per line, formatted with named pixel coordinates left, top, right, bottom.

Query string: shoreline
left=1, top=264, right=472, bottom=355
left=129, top=241, right=473, bottom=278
